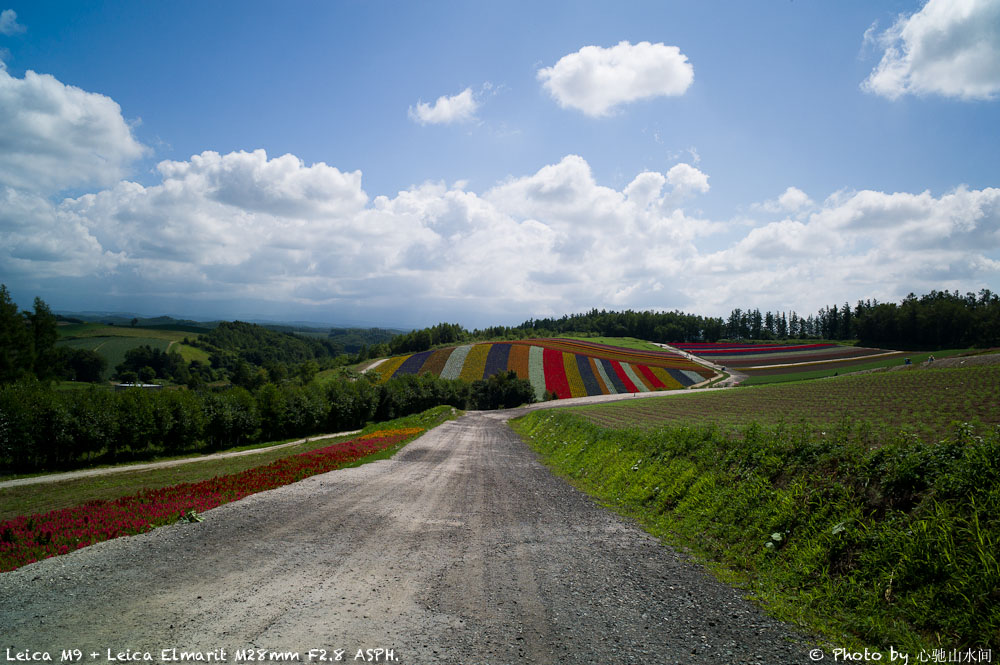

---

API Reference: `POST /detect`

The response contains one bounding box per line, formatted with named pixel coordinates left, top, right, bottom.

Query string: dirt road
left=1, top=410, right=814, bottom=664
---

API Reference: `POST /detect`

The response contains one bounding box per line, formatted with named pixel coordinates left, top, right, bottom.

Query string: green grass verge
left=511, top=407, right=999, bottom=653
left=0, top=405, right=461, bottom=522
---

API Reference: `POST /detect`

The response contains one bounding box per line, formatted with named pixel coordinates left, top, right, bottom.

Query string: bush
left=469, top=371, right=535, bottom=410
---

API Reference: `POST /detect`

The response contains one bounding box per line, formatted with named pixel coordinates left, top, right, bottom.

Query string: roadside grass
left=741, top=348, right=972, bottom=386
left=0, top=405, right=461, bottom=523
left=510, top=410, right=1000, bottom=653
left=569, top=364, right=999, bottom=444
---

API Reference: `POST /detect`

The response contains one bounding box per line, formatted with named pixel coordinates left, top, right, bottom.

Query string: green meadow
left=56, top=324, right=210, bottom=379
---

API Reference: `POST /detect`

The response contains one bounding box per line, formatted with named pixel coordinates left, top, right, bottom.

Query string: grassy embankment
left=0, top=405, right=459, bottom=522
left=510, top=363, right=1000, bottom=652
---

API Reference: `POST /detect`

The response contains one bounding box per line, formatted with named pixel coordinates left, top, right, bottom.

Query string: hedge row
left=0, top=372, right=514, bottom=473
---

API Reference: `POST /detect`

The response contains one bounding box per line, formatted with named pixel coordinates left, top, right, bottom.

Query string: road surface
left=1, top=409, right=815, bottom=664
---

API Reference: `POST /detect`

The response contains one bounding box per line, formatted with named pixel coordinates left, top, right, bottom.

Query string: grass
left=510, top=365, right=1000, bottom=653
left=56, top=324, right=212, bottom=377
left=172, top=342, right=212, bottom=363
left=570, top=363, right=999, bottom=444
left=740, top=348, right=972, bottom=385
left=57, top=336, right=171, bottom=380
left=0, top=405, right=461, bottom=522
left=58, top=323, right=197, bottom=342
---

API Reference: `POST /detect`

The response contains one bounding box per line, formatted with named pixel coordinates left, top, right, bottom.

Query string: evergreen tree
left=27, top=297, right=60, bottom=380
left=0, top=285, right=32, bottom=382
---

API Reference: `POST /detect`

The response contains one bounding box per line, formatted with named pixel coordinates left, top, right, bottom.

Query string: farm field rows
left=672, top=341, right=904, bottom=375
left=370, top=338, right=718, bottom=400
left=571, top=362, right=1000, bottom=443
left=57, top=336, right=171, bottom=380
left=56, top=324, right=210, bottom=377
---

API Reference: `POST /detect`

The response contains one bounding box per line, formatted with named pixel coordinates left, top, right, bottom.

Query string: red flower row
left=0, top=429, right=420, bottom=573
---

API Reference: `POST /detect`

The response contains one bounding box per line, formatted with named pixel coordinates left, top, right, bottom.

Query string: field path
left=1, top=407, right=813, bottom=664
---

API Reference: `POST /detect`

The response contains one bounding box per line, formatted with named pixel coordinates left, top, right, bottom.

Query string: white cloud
left=537, top=41, right=694, bottom=116
left=755, top=186, right=814, bottom=214
left=0, top=65, right=994, bottom=323
left=3, top=150, right=717, bottom=317
left=863, top=0, right=1000, bottom=100
left=689, top=185, right=1000, bottom=312
left=0, top=187, right=116, bottom=279
left=0, top=9, right=25, bottom=36
left=5, top=139, right=996, bottom=323
left=408, top=87, right=479, bottom=125
left=665, top=163, right=710, bottom=198
left=0, top=69, right=147, bottom=194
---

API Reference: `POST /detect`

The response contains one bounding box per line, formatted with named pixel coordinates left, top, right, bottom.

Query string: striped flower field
left=672, top=341, right=903, bottom=374
left=369, top=339, right=717, bottom=400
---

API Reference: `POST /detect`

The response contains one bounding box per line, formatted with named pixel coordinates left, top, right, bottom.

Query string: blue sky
left=1, top=1, right=998, bottom=327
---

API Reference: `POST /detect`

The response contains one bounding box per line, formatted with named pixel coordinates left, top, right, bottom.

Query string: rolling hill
left=369, top=338, right=718, bottom=400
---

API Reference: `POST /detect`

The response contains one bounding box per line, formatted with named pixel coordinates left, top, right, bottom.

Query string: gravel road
left=1, top=409, right=816, bottom=665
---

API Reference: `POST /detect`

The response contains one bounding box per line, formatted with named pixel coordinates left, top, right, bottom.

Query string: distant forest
left=368, top=289, right=1000, bottom=358
left=2, top=285, right=998, bottom=388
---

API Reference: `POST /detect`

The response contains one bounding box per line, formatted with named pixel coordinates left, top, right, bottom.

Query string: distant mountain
left=54, top=311, right=407, bottom=337
left=55, top=311, right=218, bottom=330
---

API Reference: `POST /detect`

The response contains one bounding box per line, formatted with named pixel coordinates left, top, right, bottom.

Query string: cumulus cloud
left=2, top=148, right=721, bottom=318
left=689, top=185, right=1000, bottom=312
left=537, top=41, right=694, bottom=116
left=0, top=69, right=147, bottom=194
left=408, top=87, right=479, bottom=125
left=755, top=186, right=814, bottom=214
left=5, top=130, right=996, bottom=322
left=863, top=0, right=1000, bottom=100
left=0, top=187, right=117, bottom=280
left=665, top=163, right=710, bottom=198
left=0, top=9, right=25, bottom=36
left=0, top=63, right=995, bottom=322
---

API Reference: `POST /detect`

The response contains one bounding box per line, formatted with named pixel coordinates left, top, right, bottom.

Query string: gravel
left=1, top=410, right=818, bottom=664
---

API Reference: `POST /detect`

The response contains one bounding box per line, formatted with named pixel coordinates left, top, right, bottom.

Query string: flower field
left=369, top=339, right=717, bottom=400
left=672, top=341, right=904, bottom=375
left=0, top=428, right=422, bottom=573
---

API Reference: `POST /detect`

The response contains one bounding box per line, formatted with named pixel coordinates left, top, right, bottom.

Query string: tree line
left=721, top=289, right=1000, bottom=348
left=357, top=289, right=1000, bottom=359
left=0, top=370, right=533, bottom=473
